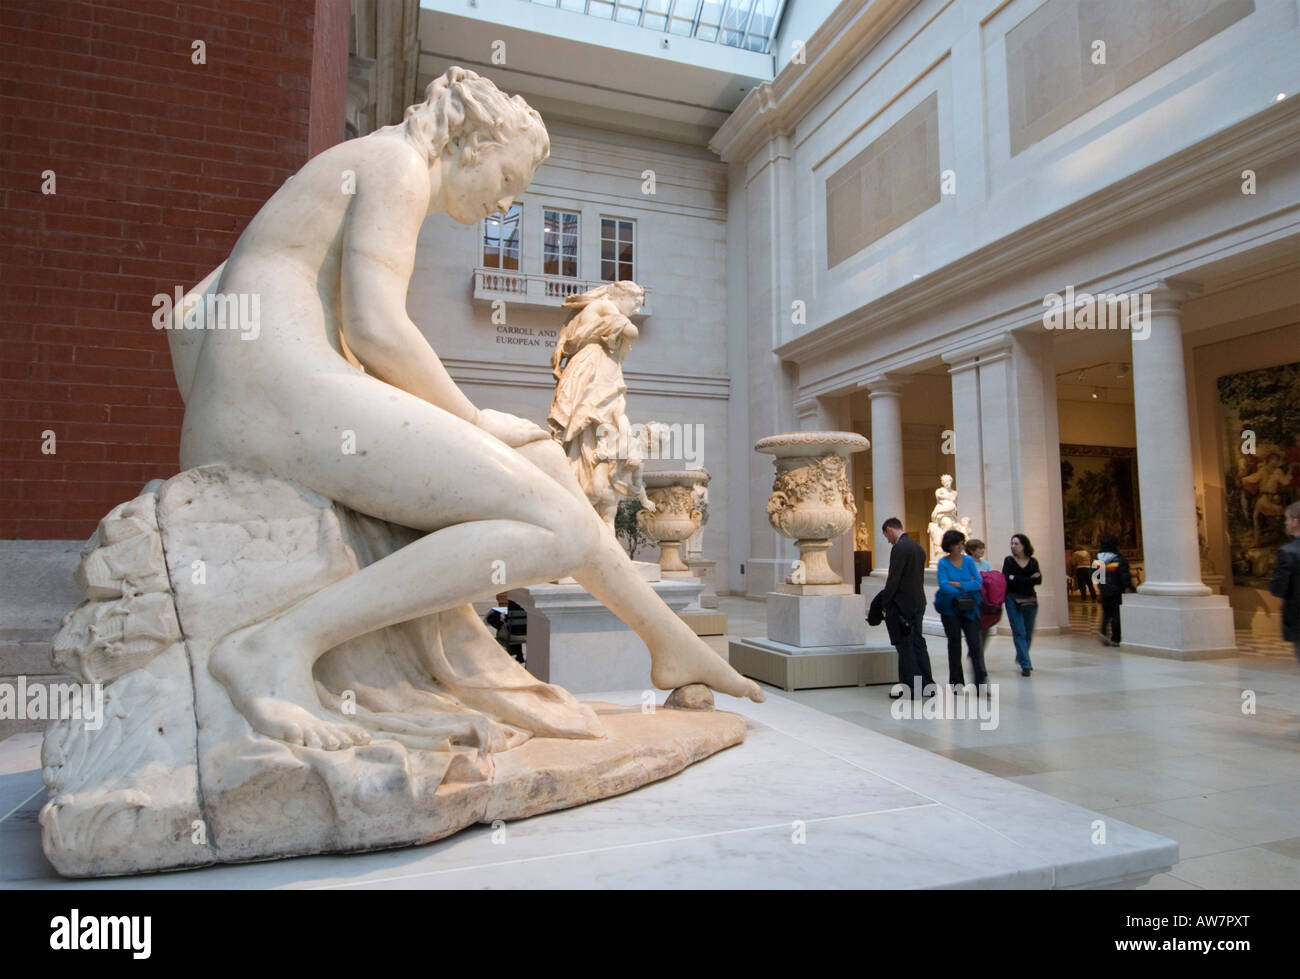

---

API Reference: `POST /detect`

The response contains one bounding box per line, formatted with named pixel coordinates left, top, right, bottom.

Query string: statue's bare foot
left=209, top=624, right=371, bottom=750
left=649, top=630, right=765, bottom=703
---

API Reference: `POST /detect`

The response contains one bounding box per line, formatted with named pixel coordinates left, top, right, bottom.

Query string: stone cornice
left=709, top=0, right=924, bottom=164
left=773, top=96, right=1300, bottom=368
left=442, top=358, right=731, bottom=401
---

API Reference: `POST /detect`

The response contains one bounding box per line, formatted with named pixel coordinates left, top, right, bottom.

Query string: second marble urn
left=637, top=470, right=709, bottom=575
left=756, top=431, right=869, bottom=588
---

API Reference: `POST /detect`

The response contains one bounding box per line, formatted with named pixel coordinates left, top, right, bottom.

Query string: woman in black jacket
left=1001, top=533, right=1041, bottom=676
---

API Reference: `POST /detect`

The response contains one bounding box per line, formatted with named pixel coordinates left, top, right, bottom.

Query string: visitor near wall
left=935, top=529, right=988, bottom=687
left=1268, top=500, right=1300, bottom=661
left=1071, top=544, right=1096, bottom=600
left=1095, top=533, right=1133, bottom=647
left=1001, top=533, right=1041, bottom=676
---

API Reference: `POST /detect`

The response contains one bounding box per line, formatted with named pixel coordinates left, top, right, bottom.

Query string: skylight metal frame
left=525, top=0, right=786, bottom=54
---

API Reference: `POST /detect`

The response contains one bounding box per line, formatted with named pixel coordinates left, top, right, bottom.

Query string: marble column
left=735, top=132, right=800, bottom=598
left=943, top=353, right=987, bottom=548
left=964, top=336, right=1067, bottom=634
left=1122, top=282, right=1236, bottom=656
left=864, top=377, right=906, bottom=578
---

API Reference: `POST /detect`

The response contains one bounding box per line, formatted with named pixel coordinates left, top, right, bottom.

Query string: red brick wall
left=0, top=0, right=350, bottom=539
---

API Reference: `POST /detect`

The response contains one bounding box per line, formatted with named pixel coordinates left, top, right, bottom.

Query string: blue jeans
left=1003, top=598, right=1037, bottom=669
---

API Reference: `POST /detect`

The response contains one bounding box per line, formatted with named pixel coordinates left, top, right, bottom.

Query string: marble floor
left=1, top=593, right=1295, bottom=889
left=719, top=595, right=1300, bottom=889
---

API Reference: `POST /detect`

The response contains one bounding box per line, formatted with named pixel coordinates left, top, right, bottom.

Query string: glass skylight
left=531, top=0, right=788, bottom=54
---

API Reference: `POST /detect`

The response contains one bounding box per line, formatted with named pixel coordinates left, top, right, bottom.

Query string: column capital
left=794, top=396, right=820, bottom=424
left=1140, top=278, right=1201, bottom=313
left=860, top=375, right=905, bottom=398
left=942, top=337, right=1012, bottom=373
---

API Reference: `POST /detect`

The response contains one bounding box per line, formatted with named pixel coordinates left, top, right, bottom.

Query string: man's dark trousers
left=896, top=607, right=934, bottom=694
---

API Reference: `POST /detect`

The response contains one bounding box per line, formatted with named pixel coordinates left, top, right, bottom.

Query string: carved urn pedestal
left=637, top=470, right=726, bottom=636
left=730, top=432, right=895, bottom=692
left=638, top=471, right=709, bottom=577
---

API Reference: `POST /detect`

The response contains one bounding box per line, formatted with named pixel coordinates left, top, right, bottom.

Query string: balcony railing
left=472, top=268, right=651, bottom=315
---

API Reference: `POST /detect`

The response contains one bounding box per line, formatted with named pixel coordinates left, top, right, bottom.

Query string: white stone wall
left=717, top=0, right=1299, bottom=645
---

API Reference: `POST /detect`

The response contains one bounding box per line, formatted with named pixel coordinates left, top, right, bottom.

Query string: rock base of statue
left=509, top=577, right=705, bottom=693
left=39, top=466, right=743, bottom=878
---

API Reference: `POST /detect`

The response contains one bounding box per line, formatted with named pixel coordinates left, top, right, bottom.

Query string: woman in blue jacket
left=935, top=529, right=988, bottom=686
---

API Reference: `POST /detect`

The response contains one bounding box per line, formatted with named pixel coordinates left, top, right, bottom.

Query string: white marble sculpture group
left=926, top=474, right=976, bottom=566
left=40, top=67, right=758, bottom=877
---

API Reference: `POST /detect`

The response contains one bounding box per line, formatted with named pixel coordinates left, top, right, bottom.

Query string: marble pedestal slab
left=767, top=592, right=865, bottom=648
left=729, top=637, right=896, bottom=692
left=1119, top=593, right=1238, bottom=659
left=510, top=579, right=704, bottom=693
left=684, top=559, right=719, bottom=607
left=1, top=691, right=1178, bottom=889
left=732, top=590, right=891, bottom=691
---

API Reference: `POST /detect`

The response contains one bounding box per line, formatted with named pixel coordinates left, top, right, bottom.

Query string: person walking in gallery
left=936, top=529, right=988, bottom=687
left=965, top=538, right=1002, bottom=654
left=1095, top=534, right=1132, bottom=647
left=1001, top=533, right=1041, bottom=676
left=1267, top=500, right=1300, bottom=660
left=878, top=517, right=934, bottom=698
left=1070, top=543, right=1096, bottom=600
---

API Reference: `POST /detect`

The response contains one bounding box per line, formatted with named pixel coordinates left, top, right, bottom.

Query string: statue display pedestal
left=510, top=578, right=705, bottom=693
left=730, top=588, right=893, bottom=693
left=684, top=558, right=719, bottom=607
left=921, top=568, right=947, bottom=638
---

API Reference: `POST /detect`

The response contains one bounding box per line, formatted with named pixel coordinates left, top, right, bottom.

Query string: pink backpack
left=980, top=571, right=1006, bottom=628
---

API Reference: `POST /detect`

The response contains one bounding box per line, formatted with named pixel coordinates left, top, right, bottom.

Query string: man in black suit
left=879, top=517, right=934, bottom=697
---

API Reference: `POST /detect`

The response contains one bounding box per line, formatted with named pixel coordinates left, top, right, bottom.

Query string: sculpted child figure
left=173, top=67, right=763, bottom=751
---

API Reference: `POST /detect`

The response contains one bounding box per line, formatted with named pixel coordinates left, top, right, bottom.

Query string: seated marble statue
left=548, top=281, right=656, bottom=529
left=169, top=67, right=763, bottom=751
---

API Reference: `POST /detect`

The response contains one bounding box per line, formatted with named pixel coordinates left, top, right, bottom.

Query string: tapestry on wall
left=1217, top=360, right=1300, bottom=587
left=1060, top=444, right=1142, bottom=557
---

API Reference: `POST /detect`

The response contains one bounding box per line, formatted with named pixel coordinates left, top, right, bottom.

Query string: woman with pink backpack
left=965, top=539, right=1005, bottom=659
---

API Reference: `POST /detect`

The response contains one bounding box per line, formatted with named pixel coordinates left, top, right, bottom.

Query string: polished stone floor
left=2, top=593, right=1295, bottom=889
left=720, top=595, right=1300, bottom=889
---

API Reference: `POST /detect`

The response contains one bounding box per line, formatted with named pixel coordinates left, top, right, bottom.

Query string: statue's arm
left=339, top=152, right=479, bottom=422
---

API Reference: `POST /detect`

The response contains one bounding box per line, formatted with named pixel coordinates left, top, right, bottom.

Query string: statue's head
left=404, top=67, right=550, bottom=224
left=940, top=474, right=953, bottom=487
left=563, top=280, right=644, bottom=318
left=551, top=281, right=644, bottom=378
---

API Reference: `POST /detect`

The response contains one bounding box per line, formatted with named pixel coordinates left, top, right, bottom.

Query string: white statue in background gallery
left=547, top=282, right=665, bottom=530
left=926, top=474, right=976, bottom=566
left=40, top=67, right=757, bottom=878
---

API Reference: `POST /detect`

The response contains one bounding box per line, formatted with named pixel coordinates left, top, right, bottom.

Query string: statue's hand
left=476, top=409, right=549, bottom=448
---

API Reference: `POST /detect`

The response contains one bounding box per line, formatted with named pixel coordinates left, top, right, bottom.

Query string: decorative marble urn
left=756, top=431, right=869, bottom=587
left=638, top=470, right=710, bottom=574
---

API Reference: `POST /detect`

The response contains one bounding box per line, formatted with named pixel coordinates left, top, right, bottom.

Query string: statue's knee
left=552, top=499, right=602, bottom=561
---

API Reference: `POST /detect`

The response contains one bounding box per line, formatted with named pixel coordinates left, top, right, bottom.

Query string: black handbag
left=954, top=594, right=977, bottom=613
